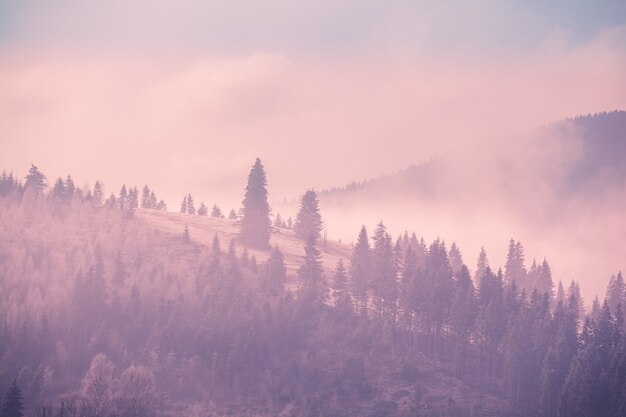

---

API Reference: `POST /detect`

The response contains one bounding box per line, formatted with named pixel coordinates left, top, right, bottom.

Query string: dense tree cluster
left=1, top=164, right=625, bottom=417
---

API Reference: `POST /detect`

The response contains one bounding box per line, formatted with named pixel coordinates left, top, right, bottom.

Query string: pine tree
left=211, top=204, right=223, bottom=218
left=606, top=272, right=625, bottom=314
left=24, top=164, right=47, bottom=193
left=298, top=232, right=325, bottom=305
left=475, top=246, right=489, bottom=282
left=505, top=239, right=526, bottom=287
left=52, top=177, right=65, bottom=198
left=448, top=242, right=463, bottom=274
left=0, top=171, right=19, bottom=196
left=0, top=381, right=24, bottom=417
left=141, top=185, right=151, bottom=208
left=209, top=234, right=222, bottom=276
left=183, top=225, right=190, bottom=242
left=197, top=202, right=208, bottom=216
left=186, top=194, right=196, bottom=215
left=229, top=208, right=238, bottom=220
left=156, top=200, right=167, bottom=211
left=333, top=258, right=348, bottom=292
left=350, top=225, right=371, bottom=315
left=294, top=189, right=323, bottom=241
left=180, top=195, right=188, bottom=213
left=119, top=185, right=128, bottom=210
left=240, top=158, right=271, bottom=248
left=93, top=181, right=104, bottom=207
left=286, top=216, right=293, bottom=229
left=371, top=221, right=396, bottom=321
left=127, top=186, right=139, bottom=210
left=274, top=212, right=284, bottom=228
left=64, top=175, right=76, bottom=199
left=265, top=245, right=287, bottom=294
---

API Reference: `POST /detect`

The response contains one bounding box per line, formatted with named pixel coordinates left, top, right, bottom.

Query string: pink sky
left=2, top=26, right=626, bottom=210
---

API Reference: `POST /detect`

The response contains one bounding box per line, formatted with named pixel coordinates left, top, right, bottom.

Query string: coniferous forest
left=1, top=162, right=625, bottom=417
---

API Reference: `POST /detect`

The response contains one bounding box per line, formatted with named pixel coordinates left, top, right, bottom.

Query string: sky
left=1, top=1, right=626, bottom=214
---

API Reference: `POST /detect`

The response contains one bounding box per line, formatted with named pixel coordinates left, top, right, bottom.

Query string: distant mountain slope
left=556, top=111, right=626, bottom=192
left=320, top=110, right=626, bottom=202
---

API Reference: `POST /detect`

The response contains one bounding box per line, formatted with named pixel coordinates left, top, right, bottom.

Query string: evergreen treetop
left=240, top=158, right=271, bottom=248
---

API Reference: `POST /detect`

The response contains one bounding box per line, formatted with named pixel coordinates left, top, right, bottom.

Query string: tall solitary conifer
left=240, top=158, right=271, bottom=248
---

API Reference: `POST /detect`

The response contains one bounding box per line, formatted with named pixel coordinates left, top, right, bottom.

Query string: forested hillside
left=1, top=163, right=625, bottom=417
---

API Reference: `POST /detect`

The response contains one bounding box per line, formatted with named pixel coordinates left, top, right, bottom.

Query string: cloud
left=1, top=26, right=626, bottom=206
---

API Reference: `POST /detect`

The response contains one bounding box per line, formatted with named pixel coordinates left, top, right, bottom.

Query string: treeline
left=1, top=166, right=168, bottom=213
left=0, top=162, right=625, bottom=416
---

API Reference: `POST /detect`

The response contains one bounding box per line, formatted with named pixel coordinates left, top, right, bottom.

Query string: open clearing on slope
left=136, top=209, right=352, bottom=275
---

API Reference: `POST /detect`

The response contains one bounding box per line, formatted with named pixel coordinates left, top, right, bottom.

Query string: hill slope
left=136, top=208, right=352, bottom=275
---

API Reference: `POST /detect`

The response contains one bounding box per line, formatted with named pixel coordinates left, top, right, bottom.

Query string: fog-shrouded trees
left=81, top=354, right=114, bottom=417
left=265, top=245, right=287, bottom=294
left=4, top=162, right=626, bottom=417
left=240, top=158, right=271, bottom=248
left=140, top=185, right=158, bottom=209
left=294, top=189, right=322, bottom=241
left=298, top=233, right=326, bottom=308
left=24, top=164, right=47, bottom=193
left=350, top=225, right=371, bottom=315
left=115, top=365, right=157, bottom=417
left=1, top=381, right=24, bottom=417
left=197, top=202, right=208, bottom=216
left=211, top=204, right=223, bottom=218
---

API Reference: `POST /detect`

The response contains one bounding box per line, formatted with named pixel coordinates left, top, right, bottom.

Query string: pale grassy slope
left=136, top=209, right=352, bottom=275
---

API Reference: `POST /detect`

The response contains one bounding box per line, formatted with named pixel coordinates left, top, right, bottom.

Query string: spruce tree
left=93, top=181, right=104, bottom=207
left=333, top=258, right=348, bottom=292
left=64, top=175, right=76, bottom=199
left=298, top=232, right=325, bottom=305
left=371, top=221, right=396, bottom=320
left=474, top=246, right=489, bottom=282
left=180, top=195, right=188, bottom=213
left=228, top=208, right=238, bottom=220
left=128, top=186, right=139, bottom=210
left=265, top=245, right=287, bottom=293
left=186, top=194, right=196, bottom=215
left=294, top=189, right=323, bottom=241
left=448, top=242, right=463, bottom=274
left=1, top=381, right=24, bottom=417
left=240, top=158, right=271, bottom=248
left=156, top=200, right=167, bottom=211
left=197, top=202, right=208, bottom=216
left=119, top=185, right=128, bottom=210
left=606, top=272, right=625, bottom=314
left=211, top=204, right=223, bottom=218
left=505, top=239, right=526, bottom=287
left=52, top=177, right=65, bottom=198
left=274, top=212, right=284, bottom=228
left=350, top=225, right=371, bottom=315
left=141, top=185, right=151, bottom=208
left=24, top=164, right=47, bottom=193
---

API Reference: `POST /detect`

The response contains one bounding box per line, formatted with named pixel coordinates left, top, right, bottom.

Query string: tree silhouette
left=294, top=189, right=323, bottom=241
left=240, top=158, right=271, bottom=248
left=1, top=381, right=24, bottom=417
left=24, top=164, right=47, bottom=193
